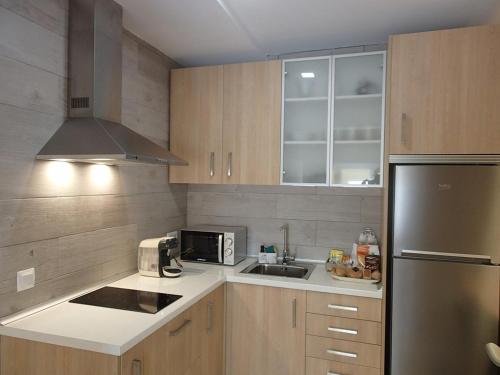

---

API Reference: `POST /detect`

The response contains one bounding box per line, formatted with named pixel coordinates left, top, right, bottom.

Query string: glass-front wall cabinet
left=332, top=52, right=385, bottom=186
left=281, top=51, right=385, bottom=187
left=281, top=57, right=331, bottom=185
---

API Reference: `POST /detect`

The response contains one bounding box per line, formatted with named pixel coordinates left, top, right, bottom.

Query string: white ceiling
left=115, top=0, right=500, bottom=66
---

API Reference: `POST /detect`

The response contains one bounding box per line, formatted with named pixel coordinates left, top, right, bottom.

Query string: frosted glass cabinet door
left=331, top=52, right=385, bottom=186
left=282, top=58, right=331, bottom=185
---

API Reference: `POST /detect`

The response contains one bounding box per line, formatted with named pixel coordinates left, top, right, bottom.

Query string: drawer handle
left=326, top=349, right=358, bottom=358
left=328, top=326, right=358, bottom=335
left=169, top=319, right=191, bottom=336
left=327, top=372, right=341, bottom=375
left=328, top=304, right=358, bottom=312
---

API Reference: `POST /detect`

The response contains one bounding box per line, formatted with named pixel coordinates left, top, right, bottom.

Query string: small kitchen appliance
left=179, top=225, right=247, bottom=265
left=138, top=236, right=182, bottom=278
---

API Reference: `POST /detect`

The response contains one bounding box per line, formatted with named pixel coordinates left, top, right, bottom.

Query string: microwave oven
left=179, top=225, right=247, bottom=265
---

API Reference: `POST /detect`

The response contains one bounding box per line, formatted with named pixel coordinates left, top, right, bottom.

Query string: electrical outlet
left=17, top=268, right=35, bottom=292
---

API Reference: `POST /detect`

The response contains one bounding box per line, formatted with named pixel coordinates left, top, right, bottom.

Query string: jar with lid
left=358, top=227, right=378, bottom=245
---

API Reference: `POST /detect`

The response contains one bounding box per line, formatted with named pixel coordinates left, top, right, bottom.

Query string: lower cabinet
left=305, top=291, right=382, bottom=375
left=121, top=305, right=201, bottom=375
left=121, top=286, right=224, bottom=375
left=0, top=336, right=120, bottom=375
left=225, top=283, right=306, bottom=375
left=0, top=286, right=383, bottom=375
left=0, top=286, right=224, bottom=375
left=306, top=357, right=380, bottom=375
left=201, top=285, right=225, bottom=375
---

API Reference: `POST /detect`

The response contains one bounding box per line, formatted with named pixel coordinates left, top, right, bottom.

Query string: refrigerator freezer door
left=392, top=165, right=500, bottom=264
left=391, top=257, right=499, bottom=375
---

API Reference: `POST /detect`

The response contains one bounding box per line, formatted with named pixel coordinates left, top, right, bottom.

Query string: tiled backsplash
left=0, top=2, right=186, bottom=318
left=187, top=185, right=383, bottom=261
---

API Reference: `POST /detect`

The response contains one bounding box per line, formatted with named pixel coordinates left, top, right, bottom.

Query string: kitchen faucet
left=280, top=224, right=294, bottom=265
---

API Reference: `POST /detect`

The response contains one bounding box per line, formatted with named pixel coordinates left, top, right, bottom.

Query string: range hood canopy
left=36, top=0, right=187, bottom=166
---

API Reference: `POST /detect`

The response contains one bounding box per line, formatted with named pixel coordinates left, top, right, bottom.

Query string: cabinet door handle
left=326, top=349, right=358, bottom=358
left=169, top=319, right=192, bottom=336
left=401, top=112, right=410, bottom=146
left=227, top=152, right=232, bottom=177
left=292, top=298, right=297, bottom=328
left=327, top=304, right=358, bottom=312
left=131, top=359, right=142, bottom=375
left=209, top=152, right=215, bottom=177
left=328, top=326, right=358, bottom=335
left=327, top=372, right=342, bottom=375
left=207, top=302, right=214, bottom=332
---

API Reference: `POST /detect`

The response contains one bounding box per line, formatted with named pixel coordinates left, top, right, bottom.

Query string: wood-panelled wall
left=0, top=0, right=186, bottom=318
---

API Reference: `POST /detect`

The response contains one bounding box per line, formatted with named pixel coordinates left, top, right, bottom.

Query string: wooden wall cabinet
left=223, top=61, right=282, bottom=185
left=169, top=61, right=282, bottom=185
left=169, top=65, right=223, bottom=184
left=388, top=24, right=500, bottom=155
left=225, top=283, right=306, bottom=375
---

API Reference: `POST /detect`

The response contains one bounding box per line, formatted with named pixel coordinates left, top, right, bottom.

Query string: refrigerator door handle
left=401, top=249, right=492, bottom=264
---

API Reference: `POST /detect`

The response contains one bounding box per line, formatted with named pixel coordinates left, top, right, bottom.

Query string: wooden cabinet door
left=170, top=66, right=223, bottom=183
left=0, top=336, right=120, bottom=375
left=200, top=286, right=225, bottom=375
left=388, top=25, right=500, bottom=154
left=226, top=283, right=306, bottom=375
left=222, top=61, right=282, bottom=185
left=121, top=303, right=203, bottom=375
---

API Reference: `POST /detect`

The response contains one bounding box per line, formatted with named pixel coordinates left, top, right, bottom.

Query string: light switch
left=17, top=268, right=35, bottom=292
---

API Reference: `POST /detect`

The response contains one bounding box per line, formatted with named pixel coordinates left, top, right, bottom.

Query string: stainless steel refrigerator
left=389, top=164, right=500, bottom=375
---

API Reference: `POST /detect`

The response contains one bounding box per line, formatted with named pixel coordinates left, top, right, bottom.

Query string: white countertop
left=0, top=258, right=382, bottom=356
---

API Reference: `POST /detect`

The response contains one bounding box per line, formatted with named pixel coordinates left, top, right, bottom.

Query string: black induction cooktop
left=69, top=287, right=182, bottom=314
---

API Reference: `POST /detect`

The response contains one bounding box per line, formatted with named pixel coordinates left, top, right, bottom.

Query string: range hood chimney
left=36, top=0, right=187, bottom=166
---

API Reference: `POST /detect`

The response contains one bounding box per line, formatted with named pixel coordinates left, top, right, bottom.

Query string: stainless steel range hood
left=36, top=0, right=187, bottom=166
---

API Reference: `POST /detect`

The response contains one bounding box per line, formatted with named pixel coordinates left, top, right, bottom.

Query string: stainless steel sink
left=240, top=262, right=315, bottom=280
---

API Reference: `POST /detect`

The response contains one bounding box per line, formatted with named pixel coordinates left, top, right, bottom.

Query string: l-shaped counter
left=0, top=258, right=382, bottom=356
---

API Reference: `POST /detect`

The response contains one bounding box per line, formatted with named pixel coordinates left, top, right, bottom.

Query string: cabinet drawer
left=306, top=357, right=380, bottom=375
left=306, top=335, right=381, bottom=368
left=307, top=292, right=381, bottom=322
left=306, top=313, right=381, bottom=345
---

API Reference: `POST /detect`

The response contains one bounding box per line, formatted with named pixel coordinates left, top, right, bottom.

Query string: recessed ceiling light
left=301, top=72, right=315, bottom=78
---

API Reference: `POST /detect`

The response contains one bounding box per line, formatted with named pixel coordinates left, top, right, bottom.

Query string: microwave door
left=180, top=231, right=222, bottom=263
